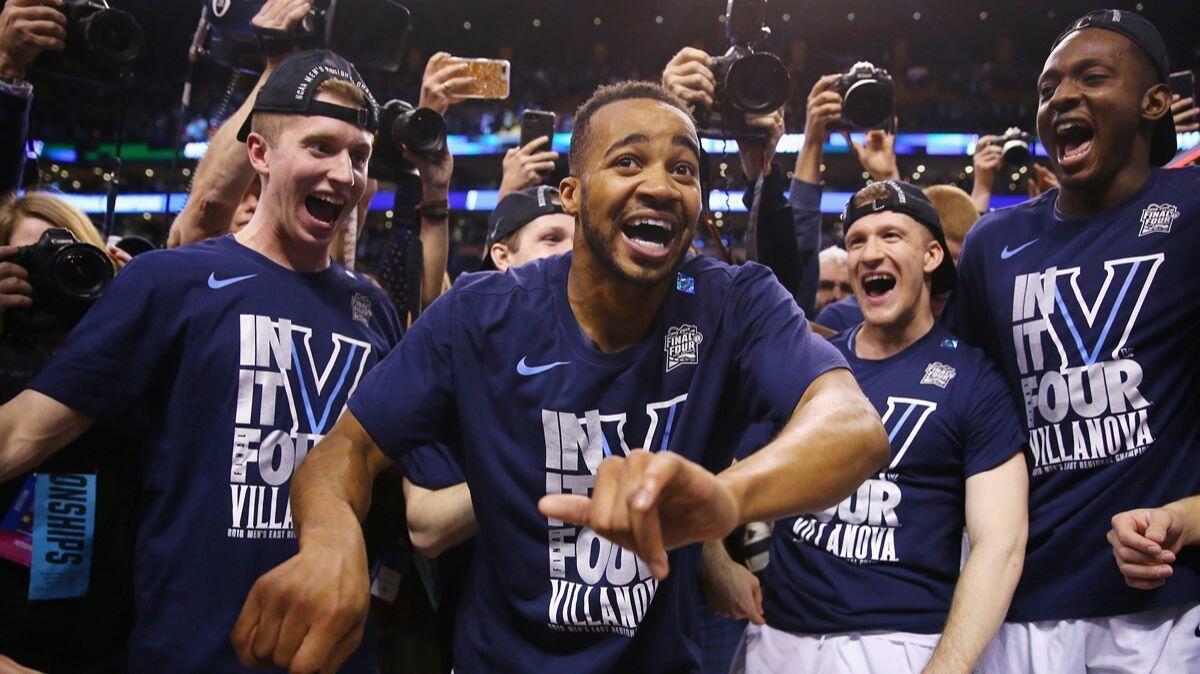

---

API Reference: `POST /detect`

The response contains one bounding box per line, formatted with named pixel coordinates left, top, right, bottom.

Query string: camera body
left=36, top=0, right=143, bottom=83
left=210, top=0, right=410, bottom=73
left=369, top=100, right=447, bottom=179
left=694, top=0, right=790, bottom=138
left=8, top=228, right=113, bottom=333
left=831, top=62, right=895, bottom=130
left=984, top=127, right=1033, bottom=166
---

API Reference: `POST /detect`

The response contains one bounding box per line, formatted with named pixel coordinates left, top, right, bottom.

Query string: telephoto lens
left=832, top=62, right=895, bottom=130
left=369, top=100, right=447, bottom=178
left=9, top=227, right=113, bottom=332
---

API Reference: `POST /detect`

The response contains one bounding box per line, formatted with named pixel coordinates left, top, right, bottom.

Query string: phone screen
left=445, top=57, right=510, bottom=100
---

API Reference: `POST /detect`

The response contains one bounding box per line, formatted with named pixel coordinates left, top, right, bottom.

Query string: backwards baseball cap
left=841, top=180, right=956, bottom=295
left=480, top=185, right=568, bottom=270
left=236, top=49, right=379, bottom=143
left=1052, top=9, right=1176, bottom=166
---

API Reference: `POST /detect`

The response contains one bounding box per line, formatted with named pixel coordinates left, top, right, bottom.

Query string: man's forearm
left=171, top=67, right=273, bottom=245
left=1164, top=495, right=1200, bottom=548
left=418, top=186, right=450, bottom=310
left=404, top=480, right=478, bottom=557
left=719, top=369, right=888, bottom=523
left=290, top=414, right=388, bottom=549
left=925, top=535, right=1024, bottom=673
left=793, top=135, right=824, bottom=185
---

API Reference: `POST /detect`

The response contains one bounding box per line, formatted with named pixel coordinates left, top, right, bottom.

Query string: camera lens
left=81, top=8, right=143, bottom=67
left=52, top=244, right=113, bottom=301
left=725, top=52, right=790, bottom=114
left=394, top=107, right=447, bottom=155
left=1002, top=139, right=1031, bottom=165
left=843, top=79, right=892, bottom=130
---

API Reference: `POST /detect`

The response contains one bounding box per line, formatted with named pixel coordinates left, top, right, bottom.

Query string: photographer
left=0, top=50, right=402, bottom=672
left=0, top=0, right=66, bottom=194
left=970, top=133, right=1059, bottom=212
left=662, top=47, right=812, bottom=314
left=0, top=192, right=134, bottom=673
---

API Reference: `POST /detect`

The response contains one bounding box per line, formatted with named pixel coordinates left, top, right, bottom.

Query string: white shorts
left=978, top=603, right=1200, bottom=674
left=730, top=623, right=940, bottom=674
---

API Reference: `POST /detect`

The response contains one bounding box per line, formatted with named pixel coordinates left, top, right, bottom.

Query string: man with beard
left=0, top=50, right=402, bottom=672
left=944, top=10, right=1200, bottom=672
left=233, top=81, right=889, bottom=674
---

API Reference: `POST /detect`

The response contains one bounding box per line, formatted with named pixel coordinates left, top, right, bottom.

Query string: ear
left=246, top=133, right=271, bottom=179
left=924, top=239, right=945, bottom=275
left=490, top=243, right=511, bottom=272
left=1142, top=82, right=1172, bottom=123
left=559, top=176, right=580, bottom=216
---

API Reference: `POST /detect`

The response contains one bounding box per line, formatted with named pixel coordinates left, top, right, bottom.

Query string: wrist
left=0, top=54, right=25, bottom=81
left=1165, top=498, right=1200, bottom=547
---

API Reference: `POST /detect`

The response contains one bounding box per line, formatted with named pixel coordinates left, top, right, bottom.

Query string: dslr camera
left=9, top=228, right=113, bottom=332
left=37, top=0, right=143, bottom=83
left=982, top=127, right=1033, bottom=166
left=210, top=0, right=411, bottom=73
left=695, top=0, right=791, bottom=138
left=831, top=62, right=894, bottom=130
left=369, top=100, right=448, bottom=179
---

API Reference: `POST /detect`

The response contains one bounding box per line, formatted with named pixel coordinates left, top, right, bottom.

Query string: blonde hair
left=0, top=192, right=108, bottom=252
left=250, top=78, right=368, bottom=146
left=851, top=182, right=893, bottom=209
left=923, top=184, right=979, bottom=243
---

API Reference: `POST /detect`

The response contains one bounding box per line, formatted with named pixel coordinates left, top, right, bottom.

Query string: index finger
left=1112, top=512, right=1162, bottom=555
left=670, top=47, right=711, bottom=67
left=810, top=74, right=841, bottom=96
left=0, top=245, right=20, bottom=261
left=629, top=496, right=667, bottom=579
left=539, top=494, right=593, bottom=527
left=519, top=135, right=551, bottom=153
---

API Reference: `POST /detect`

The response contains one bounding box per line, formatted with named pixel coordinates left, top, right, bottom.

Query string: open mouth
left=861, top=272, right=897, bottom=299
left=1054, top=119, right=1095, bottom=168
left=620, top=217, right=675, bottom=258
left=304, top=194, right=346, bottom=226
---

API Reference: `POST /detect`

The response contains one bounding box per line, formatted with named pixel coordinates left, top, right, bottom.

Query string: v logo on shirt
left=881, top=397, right=937, bottom=470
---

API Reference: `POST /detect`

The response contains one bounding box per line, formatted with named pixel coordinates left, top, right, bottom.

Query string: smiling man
left=231, top=81, right=889, bottom=674
left=943, top=11, right=1200, bottom=673
left=735, top=181, right=1027, bottom=674
left=0, top=50, right=401, bottom=672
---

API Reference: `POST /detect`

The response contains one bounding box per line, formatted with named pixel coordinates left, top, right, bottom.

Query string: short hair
left=923, top=185, right=978, bottom=242
left=250, top=77, right=368, bottom=146
left=567, top=80, right=694, bottom=175
left=497, top=229, right=523, bottom=255
left=818, top=245, right=847, bottom=266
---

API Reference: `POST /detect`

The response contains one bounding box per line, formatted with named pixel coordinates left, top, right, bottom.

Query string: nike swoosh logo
left=517, top=356, right=570, bottom=376
left=208, top=272, right=257, bottom=289
left=1000, top=238, right=1039, bottom=260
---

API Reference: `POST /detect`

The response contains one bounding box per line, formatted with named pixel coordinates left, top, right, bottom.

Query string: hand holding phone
left=1170, top=70, right=1198, bottom=133
left=443, top=57, right=510, bottom=99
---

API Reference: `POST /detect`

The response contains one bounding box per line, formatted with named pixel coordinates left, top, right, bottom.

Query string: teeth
left=313, top=194, right=345, bottom=207
left=630, top=218, right=672, bottom=231
left=863, top=273, right=892, bottom=283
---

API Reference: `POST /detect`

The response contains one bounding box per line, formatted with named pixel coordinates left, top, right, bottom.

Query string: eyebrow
left=602, top=132, right=701, bottom=163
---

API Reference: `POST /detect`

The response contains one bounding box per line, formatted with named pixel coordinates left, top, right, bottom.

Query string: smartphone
left=1170, top=70, right=1197, bottom=104
left=444, top=57, right=510, bottom=99
left=519, top=110, right=557, bottom=151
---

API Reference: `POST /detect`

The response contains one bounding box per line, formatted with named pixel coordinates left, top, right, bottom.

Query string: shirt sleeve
left=28, top=255, right=178, bottom=421
left=960, top=357, right=1026, bottom=477
left=399, top=442, right=466, bottom=490
left=731, top=262, right=848, bottom=423
left=348, top=287, right=458, bottom=462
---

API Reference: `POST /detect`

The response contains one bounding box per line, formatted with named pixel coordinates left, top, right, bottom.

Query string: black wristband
left=253, top=26, right=296, bottom=59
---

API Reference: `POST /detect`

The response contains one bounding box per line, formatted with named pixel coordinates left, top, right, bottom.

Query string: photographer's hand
left=403, top=144, right=452, bottom=309
left=845, top=121, right=900, bottom=182
left=795, top=74, right=841, bottom=184
left=662, top=47, right=715, bottom=111
left=970, top=135, right=1002, bottom=213
left=499, top=136, right=558, bottom=199
left=419, top=52, right=472, bottom=116
left=1171, top=94, right=1199, bottom=133
left=738, top=108, right=784, bottom=183
left=0, top=0, right=65, bottom=81
left=1027, top=163, right=1058, bottom=199
left=0, top=246, right=33, bottom=336
left=250, top=0, right=311, bottom=68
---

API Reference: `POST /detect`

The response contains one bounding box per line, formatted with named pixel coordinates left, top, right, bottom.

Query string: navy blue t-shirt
left=764, top=324, right=1022, bottom=634
left=944, top=167, right=1200, bottom=621
left=814, top=296, right=863, bottom=332
left=349, top=251, right=846, bottom=673
left=29, top=235, right=401, bottom=673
